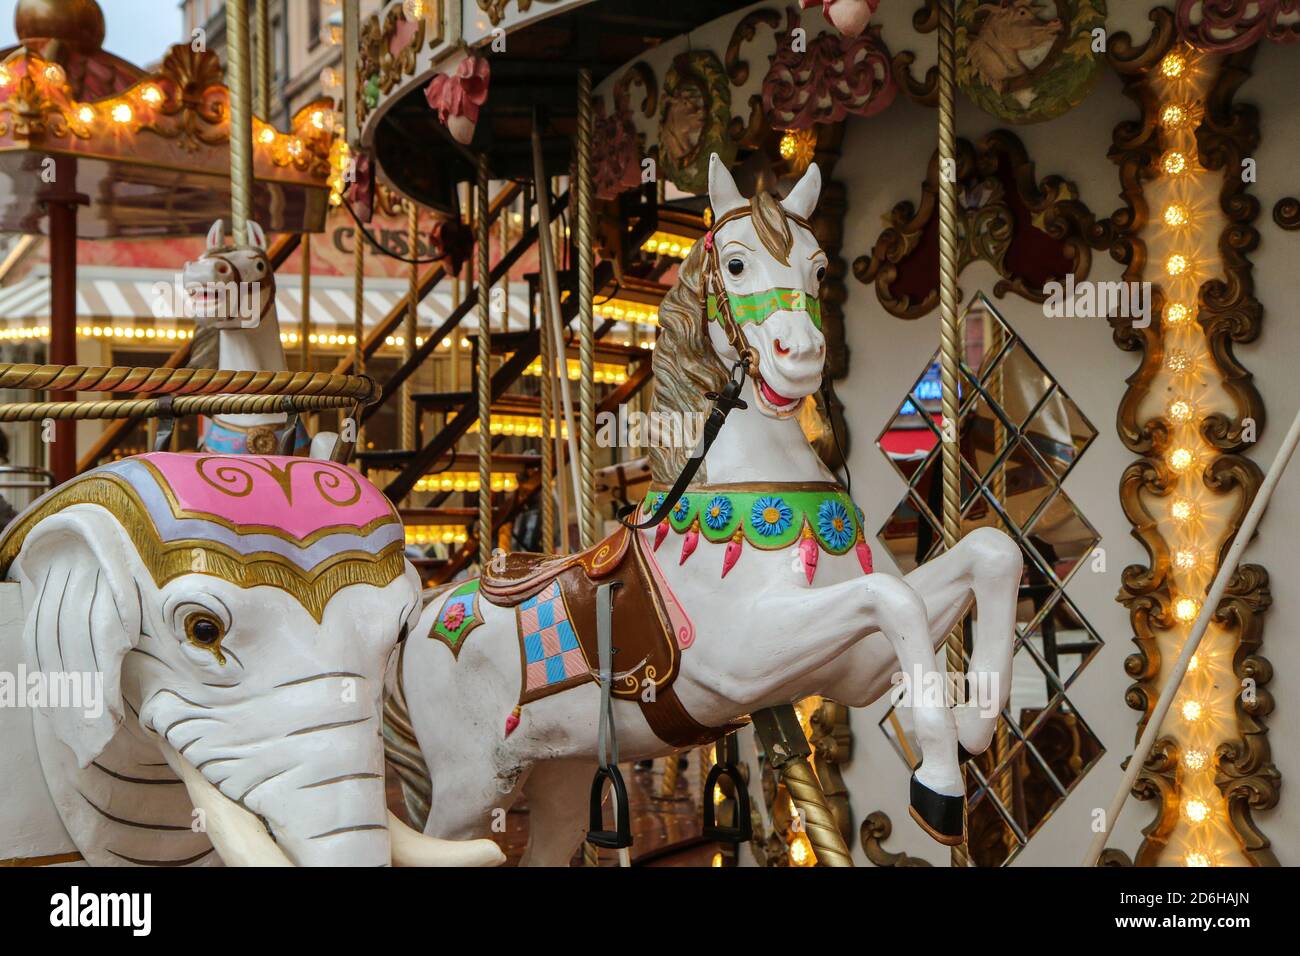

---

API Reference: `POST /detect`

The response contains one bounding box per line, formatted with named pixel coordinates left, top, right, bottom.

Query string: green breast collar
left=639, top=483, right=873, bottom=582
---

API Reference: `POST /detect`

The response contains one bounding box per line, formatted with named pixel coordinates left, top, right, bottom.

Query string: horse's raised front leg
left=689, top=572, right=965, bottom=843
left=903, top=526, right=1023, bottom=755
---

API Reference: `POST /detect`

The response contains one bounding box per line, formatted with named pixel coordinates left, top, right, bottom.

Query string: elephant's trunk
left=159, top=740, right=502, bottom=867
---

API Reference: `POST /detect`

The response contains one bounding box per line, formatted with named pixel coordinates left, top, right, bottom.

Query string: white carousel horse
left=182, top=220, right=336, bottom=458
left=394, top=156, right=1022, bottom=864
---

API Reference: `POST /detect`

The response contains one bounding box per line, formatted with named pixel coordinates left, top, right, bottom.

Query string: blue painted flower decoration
left=702, top=495, right=733, bottom=531
left=672, top=496, right=690, bottom=522
left=750, top=496, right=794, bottom=537
left=818, top=499, right=855, bottom=550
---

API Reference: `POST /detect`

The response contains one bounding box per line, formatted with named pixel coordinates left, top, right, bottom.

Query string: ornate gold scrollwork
left=860, top=811, right=931, bottom=867
left=1107, top=17, right=1278, bottom=866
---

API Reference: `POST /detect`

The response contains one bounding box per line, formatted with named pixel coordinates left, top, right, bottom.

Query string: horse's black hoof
left=909, top=774, right=965, bottom=846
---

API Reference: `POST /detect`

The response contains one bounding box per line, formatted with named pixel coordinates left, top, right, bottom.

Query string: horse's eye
left=815, top=265, right=827, bottom=283
left=727, top=258, right=744, bottom=276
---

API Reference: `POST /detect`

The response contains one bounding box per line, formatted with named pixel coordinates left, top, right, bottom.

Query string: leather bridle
left=701, top=204, right=818, bottom=391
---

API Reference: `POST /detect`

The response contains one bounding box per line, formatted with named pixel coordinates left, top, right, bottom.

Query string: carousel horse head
left=183, top=219, right=275, bottom=329
left=650, top=154, right=826, bottom=482
left=0, top=452, right=502, bottom=867
left=702, top=153, right=827, bottom=418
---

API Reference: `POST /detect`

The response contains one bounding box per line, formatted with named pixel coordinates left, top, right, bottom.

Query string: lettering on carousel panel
left=956, top=0, right=1107, bottom=124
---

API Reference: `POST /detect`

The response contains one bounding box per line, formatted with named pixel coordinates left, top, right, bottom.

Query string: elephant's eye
left=184, top=612, right=226, bottom=663
left=727, top=258, right=744, bottom=276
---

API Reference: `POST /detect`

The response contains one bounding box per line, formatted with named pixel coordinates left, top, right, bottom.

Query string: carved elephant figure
left=0, top=451, right=502, bottom=868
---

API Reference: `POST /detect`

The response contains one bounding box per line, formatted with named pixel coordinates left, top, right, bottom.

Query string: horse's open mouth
left=759, top=380, right=796, bottom=408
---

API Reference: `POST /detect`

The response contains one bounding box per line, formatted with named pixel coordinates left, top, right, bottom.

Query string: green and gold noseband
left=706, top=288, right=823, bottom=331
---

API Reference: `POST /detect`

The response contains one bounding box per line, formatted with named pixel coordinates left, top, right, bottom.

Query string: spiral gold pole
left=0, top=364, right=375, bottom=400
left=936, top=0, right=971, bottom=869
left=0, top=392, right=360, bottom=425
left=538, top=264, right=556, bottom=555
left=781, top=758, right=854, bottom=868
left=657, top=752, right=680, bottom=799
left=476, top=156, right=493, bottom=570
left=226, top=0, right=253, bottom=239
left=402, top=201, right=419, bottom=453
left=575, top=68, right=597, bottom=549
left=752, top=706, right=853, bottom=867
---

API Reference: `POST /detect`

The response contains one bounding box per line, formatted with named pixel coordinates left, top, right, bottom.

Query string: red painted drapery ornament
left=800, top=0, right=879, bottom=38
left=765, top=6, right=896, bottom=129
left=347, top=150, right=375, bottom=221
left=592, top=97, right=643, bottom=200
left=424, top=53, right=490, bottom=145
left=427, top=216, right=473, bottom=275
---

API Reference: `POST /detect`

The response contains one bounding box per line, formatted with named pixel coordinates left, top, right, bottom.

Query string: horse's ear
left=708, top=154, right=746, bottom=219
left=246, top=221, right=267, bottom=250
left=782, top=163, right=822, bottom=220
left=206, top=219, right=225, bottom=250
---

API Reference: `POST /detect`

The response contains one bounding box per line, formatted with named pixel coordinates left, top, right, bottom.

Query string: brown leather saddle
left=480, top=525, right=741, bottom=748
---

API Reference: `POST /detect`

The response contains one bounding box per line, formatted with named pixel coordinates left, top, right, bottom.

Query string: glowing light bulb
left=76, top=105, right=95, bottom=124
left=1174, top=597, right=1200, bottom=623
left=286, top=137, right=304, bottom=159
left=1168, top=447, right=1194, bottom=472
left=780, top=130, right=798, bottom=160
left=1165, top=303, right=1191, bottom=324
left=111, top=102, right=133, bottom=124
left=1166, top=254, right=1189, bottom=276
left=1173, top=548, right=1198, bottom=571
left=1162, top=151, right=1187, bottom=175
left=1160, top=53, right=1186, bottom=78
left=1182, top=797, right=1211, bottom=824
left=710, top=852, right=723, bottom=868
left=0, top=66, right=11, bottom=85
left=43, top=64, right=66, bottom=86
left=1160, top=104, right=1187, bottom=129
left=1163, top=204, right=1189, bottom=228
left=1166, top=349, right=1193, bottom=373
left=1188, top=653, right=1201, bottom=672
left=1181, top=699, right=1204, bottom=722
left=1170, top=497, right=1196, bottom=522
left=1168, top=399, right=1193, bottom=422
left=1185, top=851, right=1212, bottom=867
left=258, top=126, right=276, bottom=145
left=140, top=84, right=163, bottom=106
left=403, top=0, right=428, bottom=19
left=1182, top=748, right=1208, bottom=771
left=789, top=832, right=814, bottom=867
left=309, top=109, right=328, bottom=130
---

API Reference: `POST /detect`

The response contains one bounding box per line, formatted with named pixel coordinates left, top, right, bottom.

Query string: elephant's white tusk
left=387, top=811, right=505, bottom=867
left=158, top=740, right=295, bottom=867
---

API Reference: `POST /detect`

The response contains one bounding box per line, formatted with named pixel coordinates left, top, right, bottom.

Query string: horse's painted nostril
left=774, top=339, right=791, bottom=356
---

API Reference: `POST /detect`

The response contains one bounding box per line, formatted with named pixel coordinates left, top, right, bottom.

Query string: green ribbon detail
left=707, top=288, right=822, bottom=330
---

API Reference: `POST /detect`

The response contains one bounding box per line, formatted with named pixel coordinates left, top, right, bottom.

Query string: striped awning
left=0, top=265, right=534, bottom=331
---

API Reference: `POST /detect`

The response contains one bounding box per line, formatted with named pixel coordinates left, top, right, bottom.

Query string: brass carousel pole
left=226, top=0, right=253, bottom=240
left=476, top=156, right=493, bottom=570
left=403, top=201, right=419, bottom=452
left=936, top=0, right=971, bottom=868
left=254, top=0, right=270, bottom=119
left=342, top=0, right=363, bottom=448
left=575, top=68, right=597, bottom=549
left=538, top=254, right=556, bottom=554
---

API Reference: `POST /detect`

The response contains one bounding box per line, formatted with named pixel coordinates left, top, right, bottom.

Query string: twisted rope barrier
left=0, top=364, right=377, bottom=401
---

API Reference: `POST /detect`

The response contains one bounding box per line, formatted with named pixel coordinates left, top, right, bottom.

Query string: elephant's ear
left=10, top=506, right=143, bottom=768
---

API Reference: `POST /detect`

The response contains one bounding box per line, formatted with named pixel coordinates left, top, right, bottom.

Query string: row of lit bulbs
left=405, top=525, right=469, bottom=546
left=0, top=59, right=318, bottom=169
left=1155, top=48, right=1229, bottom=869
left=411, top=472, right=520, bottom=494
left=523, top=358, right=630, bottom=384
left=639, top=232, right=697, bottom=260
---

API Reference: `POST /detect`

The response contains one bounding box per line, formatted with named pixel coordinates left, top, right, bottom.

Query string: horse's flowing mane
left=649, top=239, right=728, bottom=485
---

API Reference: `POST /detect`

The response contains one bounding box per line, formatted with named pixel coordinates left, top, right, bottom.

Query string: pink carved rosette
left=424, top=53, right=491, bottom=145
left=765, top=7, right=896, bottom=129
left=593, top=98, right=643, bottom=200
left=800, top=0, right=880, bottom=37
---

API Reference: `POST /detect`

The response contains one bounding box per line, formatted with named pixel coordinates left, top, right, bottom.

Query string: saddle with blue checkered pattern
left=480, top=525, right=743, bottom=748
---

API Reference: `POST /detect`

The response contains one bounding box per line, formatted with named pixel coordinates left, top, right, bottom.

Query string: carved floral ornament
left=852, top=130, right=1103, bottom=318
left=1176, top=0, right=1300, bottom=52
left=763, top=6, right=897, bottom=128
